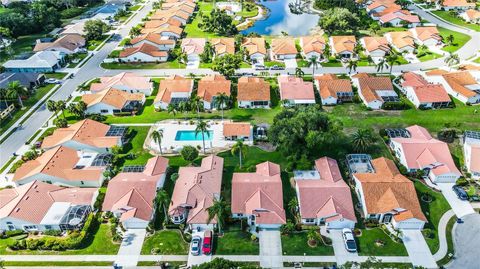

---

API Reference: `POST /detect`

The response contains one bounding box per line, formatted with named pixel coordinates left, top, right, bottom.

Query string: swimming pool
left=175, top=130, right=213, bottom=141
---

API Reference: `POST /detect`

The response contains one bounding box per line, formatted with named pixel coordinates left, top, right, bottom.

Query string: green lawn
left=129, top=4, right=142, bottom=11
left=3, top=261, right=112, bottom=266
left=0, top=34, right=45, bottom=64
left=45, top=72, right=68, bottom=80
left=321, top=59, right=342, bottom=67
left=356, top=228, right=408, bottom=256
left=184, top=2, right=219, bottom=38
left=437, top=215, right=456, bottom=266
left=237, top=5, right=259, bottom=18
left=215, top=230, right=259, bottom=255
left=121, top=126, right=153, bottom=167
left=438, top=27, right=471, bottom=53
left=141, top=230, right=189, bottom=255
left=417, top=50, right=442, bottom=62
left=281, top=233, right=334, bottom=255
left=101, top=59, right=185, bottom=69
left=432, top=11, right=480, bottom=32
left=87, top=35, right=110, bottom=51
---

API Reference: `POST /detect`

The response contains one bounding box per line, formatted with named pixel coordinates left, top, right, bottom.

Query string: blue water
left=175, top=130, right=214, bottom=141
left=242, top=0, right=320, bottom=36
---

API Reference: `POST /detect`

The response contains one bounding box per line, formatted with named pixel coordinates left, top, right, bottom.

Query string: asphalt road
left=447, top=213, right=480, bottom=269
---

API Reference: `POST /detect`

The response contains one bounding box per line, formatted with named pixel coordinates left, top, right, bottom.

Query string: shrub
left=181, top=145, right=199, bottom=162
left=54, top=118, right=68, bottom=128
left=60, top=7, right=85, bottom=19
left=87, top=113, right=106, bottom=121
left=456, top=178, right=468, bottom=186
left=8, top=160, right=25, bottom=173
left=382, top=100, right=410, bottom=110
left=43, top=230, right=62, bottom=236
left=5, top=229, right=24, bottom=238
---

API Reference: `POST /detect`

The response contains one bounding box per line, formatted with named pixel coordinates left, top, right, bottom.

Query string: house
left=329, top=36, right=356, bottom=59
left=409, top=27, right=443, bottom=47
left=41, top=119, right=125, bottom=152
left=13, top=146, right=107, bottom=187
left=3, top=51, right=65, bottom=73
left=33, top=34, right=86, bottom=55
left=90, top=72, right=153, bottom=96
left=270, top=38, right=297, bottom=61
left=119, top=43, right=168, bottom=63
left=277, top=75, right=315, bottom=106
left=400, top=72, right=451, bottom=109
left=197, top=75, right=231, bottom=110
left=360, top=36, right=390, bottom=58
left=215, top=2, right=242, bottom=15
left=102, top=156, right=169, bottom=229
left=143, top=17, right=183, bottom=29
left=300, top=36, right=326, bottom=60
left=385, top=31, right=416, bottom=53
left=0, top=72, right=45, bottom=90
left=169, top=155, right=223, bottom=230
left=151, top=9, right=190, bottom=25
left=294, top=157, right=356, bottom=229
left=130, top=33, right=176, bottom=51
left=461, top=9, right=480, bottom=23
left=181, top=38, right=206, bottom=63
left=315, top=74, right=353, bottom=105
left=366, top=0, right=397, bottom=14
left=379, top=10, right=420, bottom=27
left=0, top=180, right=97, bottom=232
left=441, top=71, right=480, bottom=104
left=442, top=0, right=475, bottom=11
left=370, top=3, right=402, bottom=20
left=351, top=156, right=427, bottom=229
left=237, top=77, right=271, bottom=108
left=210, top=38, right=235, bottom=57
left=222, top=122, right=253, bottom=141
left=388, top=125, right=462, bottom=183
left=463, top=131, right=480, bottom=179
left=242, top=38, right=267, bottom=63
left=352, top=73, right=398, bottom=110
left=231, top=162, right=286, bottom=229
left=154, top=75, right=194, bottom=110
left=140, top=25, right=183, bottom=40
left=62, top=21, right=87, bottom=36
left=82, top=88, right=145, bottom=115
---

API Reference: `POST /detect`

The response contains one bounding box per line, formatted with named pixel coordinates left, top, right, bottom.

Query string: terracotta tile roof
left=13, top=146, right=105, bottom=183
left=331, top=36, right=356, bottom=54
left=372, top=4, right=402, bottom=17
left=367, top=0, right=396, bottom=11
left=155, top=75, right=193, bottom=104
left=0, top=180, right=97, bottom=224
left=119, top=43, right=168, bottom=58
left=277, top=76, right=315, bottom=101
left=41, top=119, right=121, bottom=150
left=102, top=156, right=168, bottom=222
left=469, top=145, right=480, bottom=173
left=380, top=10, right=420, bottom=23
left=197, top=75, right=231, bottom=103
left=271, top=38, right=297, bottom=56
left=464, top=9, right=480, bottom=20
left=162, top=1, right=196, bottom=9
left=210, top=38, right=235, bottom=55
left=458, top=64, right=480, bottom=71
left=353, top=157, right=427, bottom=222
left=152, top=9, right=191, bottom=20
left=237, top=77, right=271, bottom=102
left=181, top=38, right=206, bottom=55
left=357, top=76, right=394, bottom=102
left=300, top=35, right=325, bottom=54
left=388, top=31, right=415, bottom=49
left=402, top=72, right=451, bottom=103
left=90, top=72, right=152, bottom=93
left=361, top=36, right=390, bottom=53
left=33, top=34, right=86, bottom=53
left=144, top=17, right=183, bottom=28
left=442, top=0, right=475, bottom=7
left=141, top=25, right=183, bottom=35
left=169, top=155, right=224, bottom=224
left=232, top=162, right=286, bottom=225
left=82, top=88, right=144, bottom=109
left=410, top=27, right=442, bottom=42
left=242, top=38, right=266, bottom=56
left=401, top=72, right=429, bottom=87
left=222, top=122, right=251, bottom=137
left=442, top=71, right=479, bottom=98
left=130, top=33, right=176, bottom=47
left=315, top=74, right=353, bottom=100
left=425, top=69, right=449, bottom=76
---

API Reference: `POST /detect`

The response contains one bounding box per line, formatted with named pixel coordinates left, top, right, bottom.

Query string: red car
left=202, top=230, right=212, bottom=255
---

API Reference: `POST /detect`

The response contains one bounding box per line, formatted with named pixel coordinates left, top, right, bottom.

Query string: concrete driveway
left=448, top=213, right=480, bottom=269
left=438, top=183, right=475, bottom=218
left=259, top=230, right=283, bottom=268
left=401, top=229, right=437, bottom=269
left=284, top=59, right=297, bottom=69
left=186, top=60, right=200, bottom=69
left=187, top=231, right=212, bottom=267
left=329, top=229, right=358, bottom=266
left=114, top=228, right=147, bottom=267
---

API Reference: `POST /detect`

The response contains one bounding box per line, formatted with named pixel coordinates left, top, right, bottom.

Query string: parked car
left=342, top=228, right=357, bottom=252
left=270, top=65, right=285, bottom=70
left=202, top=230, right=212, bottom=255
left=190, top=236, right=201, bottom=256
left=452, top=185, right=468, bottom=201
left=45, top=78, right=61, bottom=84
left=254, top=64, right=266, bottom=70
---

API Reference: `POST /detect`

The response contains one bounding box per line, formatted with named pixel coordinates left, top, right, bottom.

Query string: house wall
left=326, top=219, right=356, bottom=229
left=186, top=53, right=200, bottom=62
left=119, top=52, right=167, bottom=63
left=14, top=173, right=104, bottom=188
left=304, top=51, right=323, bottom=60
left=132, top=40, right=174, bottom=51
left=353, top=177, right=369, bottom=217
left=159, top=32, right=181, bottom=40
left=154, top=100, right=169, bottom=110
left=122, top=217, right=149, bottom=229
left=321, top=96, right=338, bottom=106
left=420, top=38, right=440, bottom=47
left=189, top=223, right=215, bottom=231
left=429, top=171, right=460, bottom=183
left=0, top=217, right=52, bottom=232
left=86, top=103, right=118, bottom=115
left=238, top=100, right=270, bottom=109
left=393, top=218, right=425, bottom=230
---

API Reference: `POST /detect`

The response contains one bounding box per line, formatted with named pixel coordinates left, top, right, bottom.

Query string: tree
left=307, top=229, right=319, bottom=245
left=346, top=59, right=358, bottom=74
left=178, top=101, right=189, bottom=120
left=318, top=8, right=360, bottom=35
left=129, top=26, right=141, bottom=38
left=295, top=67, right=304, bottom=78
left=56, top=100, right=67, bottom=119
left=308, top=55, right=320, bottom=77
left=200, top=9, right=238, bottom=36
left=150, top=129, right=164, bottom=155
left=154, top=190, right=169, bottom=224
left=395, top=0, right=410, bottom=9
left=231, top=139, right=248, bottom=168
left=191, top=258, right=250, bottom=269
left=212, top=54, right=242, bottom=78
left=200, top=41, right=215, bottom=63
left=351, top=128, right=376, bottom=153
left=376, top=57, right=389, bottom=73
left=444, top=53, right=459, bottom=70
left=207, top=197, right=230, bottom=234
left=54, top=118, right=68, bottom=128
left=323, top=43, right=331, bottom=59
left=190, top=95, right=203, bottom=118
left=195, top=120, right=210, bottom=154
left=6, top=81, right=27, bottom=107
left=386, top=51, right=401, bottom=74
left=180, top=145, right=199, bottom=162
left=288, top=197, right=298, bottom=220
left=446, top=34, right=455, bottom=45
left=84, top=19, right=110, bottom=41
left=47, top=100, right=58, bottom=117
left=215, top=92, right=229, bottom=120
left=68, top=101, right=87, bottom=119
left=167, top=103, right=177, bottom=119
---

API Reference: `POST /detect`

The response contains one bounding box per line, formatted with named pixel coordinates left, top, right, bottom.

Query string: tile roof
left=361, top=36, right=390, bottom=53
left=401, top=72, right=451, bottom=103
left=232, top=162, right=286, bottom=225
left=33, top=34, right=85, bottom=53
left=222, top=122, right=251, bottom=137
left=315, top=74, right=353, bottom=99
left=380, top=10, right=420, bottom=23
left=277, top=76, right=315, bottom=101
left=442, top=0, right=475, bottom=7
left=464, top=9, right=480, bottom=20
left=197, top=75, right=231, bottom=103
left=82, top=88, right=144, bottom=109
left=388, top=31, right=415, bottom=49
left=119, top=43, right=168, bottom=58
left=155, top=75, right=193, bottom=104
left=143, top=17, right=183, bottom=28
left=152, top=9, right=191, bottom=20
left=237, top=77, right=271, bottom=102
left=181, top=38, right=206, bottom=55
left=90, top=72, right=152, bottom=93
left=210, top=38, right=235, bottom=55
left=442, top=71, right=479, bottom=98
left=410, top=27, right=442, bottom=42
left=242, top=38, right=266, bottom=56
left=271, top=38, right=297, bottom=56
left=357, top=75, right=394, bottom=102
left=331, top=36, right=356, bottom=54
left=141, top=25, right=184, bottom=35
left=130, top=33, right=176, bottom=46
left=300, top=35, right=325, bottom=54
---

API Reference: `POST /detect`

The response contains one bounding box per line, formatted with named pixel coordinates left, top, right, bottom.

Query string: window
left=236, top=213, right=243, bottom=217
left=100, top=109, right=109, bottom=113
left=305, top=219, right=315, bottom=223
left=23, top=225, right=38, bottom=231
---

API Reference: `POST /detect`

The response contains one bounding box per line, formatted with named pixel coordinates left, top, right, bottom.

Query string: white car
left=190, top=236, right=201, bottom=256
left=342, top=228, right=357, bottom=252
left=45, top=78, right=61, bottom=84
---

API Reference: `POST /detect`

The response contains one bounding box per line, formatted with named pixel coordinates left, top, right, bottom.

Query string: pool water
left=175, top=130, right=213, bottom=141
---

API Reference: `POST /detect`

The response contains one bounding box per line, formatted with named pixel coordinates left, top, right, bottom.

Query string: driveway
left=447, top=213, right=480, bottom=269
left=259, top=230, right=283, bottom=268
left=114, top=228, right=147, bottom=267
left=187, top=231, right=212, bottom=267
left=284, top=59, right=297, bottom=69
left=401, top=229, right=437, bottom=269
left=437, top=183, right=475, bottom=218
left=329, top=229, right=358, bottom=266
left=186, top=60, right=200, bottom=69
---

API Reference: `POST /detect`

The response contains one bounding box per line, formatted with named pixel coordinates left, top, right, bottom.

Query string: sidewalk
left=114, top=229, right=147, bottom=267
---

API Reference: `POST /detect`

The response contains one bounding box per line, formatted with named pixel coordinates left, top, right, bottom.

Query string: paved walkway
left=437, top=183, right=475, bottom=218
left=433, top=209, right=455, bottom=261
left=114, top=229, right=147, bottom=267
left=259, top=230, right=283, bottom=268
left=329, top=229, right=359, bottom=266
left=401, top=229, right=437, bottom=269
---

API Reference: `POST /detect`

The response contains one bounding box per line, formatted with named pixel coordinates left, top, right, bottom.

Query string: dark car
left=452, top=185, right=468, bottom=200
left=270, top=65, right=285, bottom=70
left=202, top=230, right=212, bottom=255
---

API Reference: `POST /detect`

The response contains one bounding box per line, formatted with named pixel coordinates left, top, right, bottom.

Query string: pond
left=242, top=0, right=320, bottom=36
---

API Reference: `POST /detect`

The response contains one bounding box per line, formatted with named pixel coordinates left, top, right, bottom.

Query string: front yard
left=141, top=230, right=189, bottom=255
left=356, top=228, right=408, bottom=256
left=215, top=229, right=259, bottom=255
left=281, top=232, right=334, bottom=256
left=438, top=27, right=471, bottom=53
left=432, top=11, right=480, bottom=32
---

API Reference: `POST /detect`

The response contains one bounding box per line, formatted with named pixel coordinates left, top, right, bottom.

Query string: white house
left=277, top=75, right=316, bottom=106
left=154, top=75, right=194, bottom=110
left=237, top=77, right=271, bottom=108
left=441, top=71, right=480, bottom=104
left=181, top=38, right=206, bottom=63
left=82, top=88, right=145, bottom=115
left=270, top=38, right=297, bottom=61
left=119, top=43, right=168, bottom=62
left=442, top=0, right=475, bottom=11
left=464, top=131, right=480, bottom=179
left=242, top=38, right=267, bottom=64
left=130, top=33, right=176, bottom=51
left=90, top=72, right=154, bottom=96
left=400, top=72, right=451, bottom=109
left=330, top=36, right=356, bottom=59
left=300, top=36, right=325, bottom=61
left=352, top=73, right=398, bottom=110
left=409, top=27, right=443, bottom=47
left=315, top=74, right=354, bottom=106
left=197, top=75, right=231, bottom=110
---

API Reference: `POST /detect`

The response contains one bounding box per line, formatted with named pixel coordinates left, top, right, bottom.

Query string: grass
left=417, top=50, right=442, bottom=62
left=0, top=34, right=45, bottom=64
left=129, top=4, right=142, bottom=11
left=184, top=2, right=219, bottom=38
left=215, top=230, right=259, bottom=255
left=101, top=59, right=185, bottom=69
left=237, top=5, right=259, bottom=18
left=121, top=126, right=153, bottom=167
left=141, top=230, right=189, bottom=255
left=356, top=228, right=408, bottom=256
left=438, top=27, right=471, bottom=53
left=281, top=232, right=334, bottom=255
left=87, top=35, right=110, bottom=51
left=67, top=53, right=89, bottom=68
left=432, top=11, right=480, bottom=32
left=321, top=58, right=342, bottom=67
left=45, top=72, right=67, bottom=80
left=3, top=261, right=112, bottom=266
left=437, top=215, right=456, bottom=266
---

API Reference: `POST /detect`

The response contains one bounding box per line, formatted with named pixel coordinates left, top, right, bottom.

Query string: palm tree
left=195, top=120, right=210, bottom=154
left=215, top=92, right=229, bottom=121
left=150, top=129, right=164, bottom=155
left=56, top=100, right=67, bottom=119
left=155, top=189, right=170, bottom=223
left=231, top=139, right=248, bottom=168
left=376, top=57, right=389, bottom=73
left=129, top=26, right=141, bottom=37
left=386, top=52, right=401, bottom=74
left=7, top=81, right=27, bottom=107
left=323, top=43, right=330, bottom=59
left=47, top=100, right=58, bottom=117
left=308, top=55, right=319, bottom=77
left=288, top=197, right=298, bottom=221
left=0, top=88, right=10, bottom=113
left=446, top=34, right=455, bottom=46
left=167, top=103, right=177, bottom=119
left=346, top=59, right=358, bottom=74
left=178, top=101, right=188, bottom=120
left=295, top=67, right=304, bottom=78
left=444, top=53, right=459, bottom=71
left=190, top=95, right=203, bottom=118
left=207, top=197, right=230, bottom=234
left=351, top=128, right=376, bottom=153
